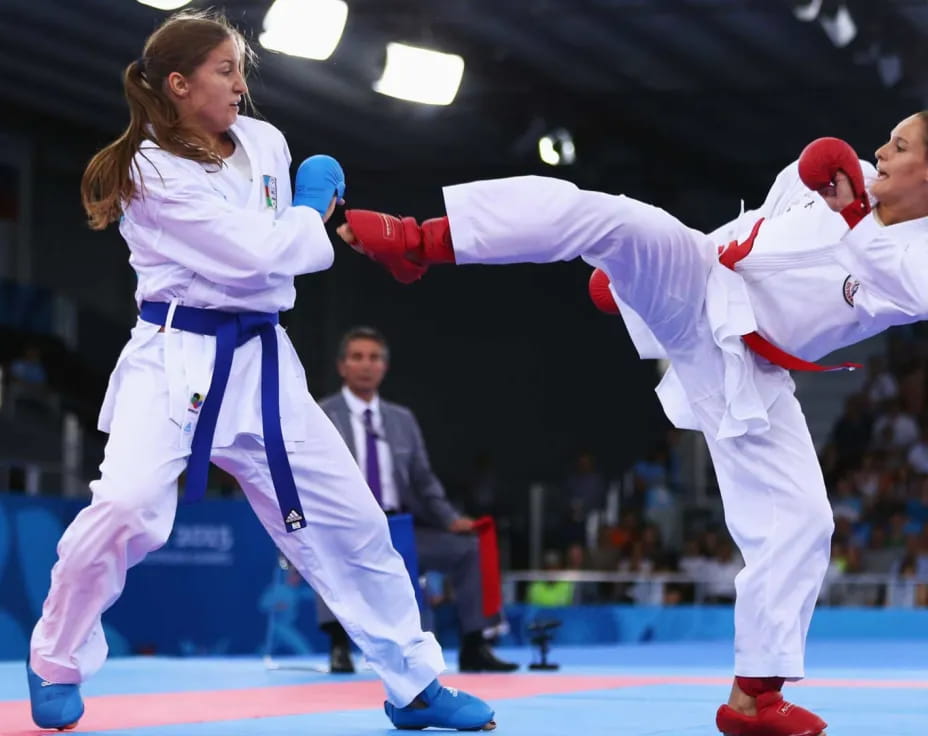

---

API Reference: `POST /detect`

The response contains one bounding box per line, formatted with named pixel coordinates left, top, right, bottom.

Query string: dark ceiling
left=2, top=0, right=928, bottom=203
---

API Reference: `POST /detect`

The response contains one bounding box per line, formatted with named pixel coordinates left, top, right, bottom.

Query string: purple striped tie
left=363, top=408, right=383, bottom=506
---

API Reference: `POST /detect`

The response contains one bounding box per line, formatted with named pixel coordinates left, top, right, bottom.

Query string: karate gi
left=30, top=116, right=443, bottom=706
left=441, top=161, right=928, bottom=677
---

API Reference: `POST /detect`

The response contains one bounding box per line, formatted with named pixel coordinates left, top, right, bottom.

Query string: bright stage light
left=260, top=0, right=348, bottom=61
left=374, top=43, right=464, bottom=106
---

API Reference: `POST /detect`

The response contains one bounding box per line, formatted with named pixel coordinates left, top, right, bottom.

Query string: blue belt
left=140, top=301, right=306, bottom=533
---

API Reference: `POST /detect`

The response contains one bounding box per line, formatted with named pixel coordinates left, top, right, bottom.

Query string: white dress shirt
left=342, top=386, right=400, bottom=511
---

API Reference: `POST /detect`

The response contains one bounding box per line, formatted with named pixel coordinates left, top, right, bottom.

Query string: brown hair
left=80, top=10, right=255, bottom=230
left=337, top=327, right=391, bottom=363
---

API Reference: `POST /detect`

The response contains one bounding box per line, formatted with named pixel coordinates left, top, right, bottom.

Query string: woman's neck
left=875, top=200, right=928, bottom=226
left=184, top=123, right=234, bottom=158
left=213, top=131, right=235, bottom=158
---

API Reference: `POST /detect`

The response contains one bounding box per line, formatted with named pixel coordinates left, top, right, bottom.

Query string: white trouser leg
left=445, top=175, right=832, bottom=678
left=212, top=397, right=443, bottom=707
left=30, top=341, right=186, bottom=683
left=702, top=390, right=833, bottom=678
left=445, top=175, right=715, bottom=348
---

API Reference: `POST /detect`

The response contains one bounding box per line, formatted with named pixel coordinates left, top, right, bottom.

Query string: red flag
left=473, top=515, right=502, bottom=618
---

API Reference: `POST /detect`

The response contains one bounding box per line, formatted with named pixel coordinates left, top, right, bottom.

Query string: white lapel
left=229, top=119, right=265, bottom=210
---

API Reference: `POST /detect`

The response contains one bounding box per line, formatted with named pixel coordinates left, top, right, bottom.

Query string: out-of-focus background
left=1, top=0, right=927, bottom=658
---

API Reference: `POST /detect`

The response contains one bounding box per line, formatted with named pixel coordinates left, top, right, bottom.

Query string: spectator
left=526, top=550, right=575, bottom=607
left=863, top=354, right=897, bottom=407
left=886, top=554, right=928, bottom=608
left=703, top=541, right=743, bottom=604
left=564, top=542, right=598, bottom=604
left=831, top=475, right=863, bottom=523
left=831, top=546, right=882, bottom=607
left=678, top=539, right=708, bottom=580
left=850, top=452, right=882, bottom=502
left=871, top=399, right=919, bottom=452
left=906, top=425, right=928, bottom=474
left=616, top=540, right=657, bottom=604
left=860, top=527, right=899, bottom=574
left=565, top=450, right=607, bottom=515
left=5, top=343, right=56, bottom=417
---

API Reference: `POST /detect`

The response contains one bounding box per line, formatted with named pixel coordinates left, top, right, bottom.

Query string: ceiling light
left=373, top=43, right=464, bottom=106
left=792, top=0, right=822, bottom=22
left=137, top=0, right=192, bottom=8
left=819, top=4, right=857, bottom=48
left=260, top=0, right=348, bottom=61
left=538, top=129, right=576, bottom=166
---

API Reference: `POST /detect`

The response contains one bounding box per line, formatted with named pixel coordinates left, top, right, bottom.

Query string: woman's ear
left=166, top=71, right=189, bottom=99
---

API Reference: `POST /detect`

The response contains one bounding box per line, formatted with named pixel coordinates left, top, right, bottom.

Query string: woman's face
left=871, top=114, right=928, bottom=205
left=169, top=38, right=248, bottom=137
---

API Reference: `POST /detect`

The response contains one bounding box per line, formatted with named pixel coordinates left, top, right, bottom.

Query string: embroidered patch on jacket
left=188, top=392, right=204, bottom=412
left=843, top=275, right=860, bottom=307
left=263, top=175, right=278, bottom=210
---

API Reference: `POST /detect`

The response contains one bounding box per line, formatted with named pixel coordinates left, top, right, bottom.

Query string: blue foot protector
left=27, top=661, right=84, bottom=730
left=385, top=679, right=495, bottom=731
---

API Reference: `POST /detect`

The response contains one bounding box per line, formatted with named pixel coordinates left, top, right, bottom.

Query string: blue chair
left=387, top=513, right=426, bottom=611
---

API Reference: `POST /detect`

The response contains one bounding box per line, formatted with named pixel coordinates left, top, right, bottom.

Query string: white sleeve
left=129, top=150, right=333, bottom=289
left=833, top=215, right=928, bottom=318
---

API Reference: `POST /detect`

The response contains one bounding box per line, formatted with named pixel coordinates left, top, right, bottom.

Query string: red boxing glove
left=798, top=136, right=871, bottom=229
left=588, top=268, right=619, bottom=314
left=385, top=256, right=429, bottom=285
left=343, top=210, right=454, bottom=284
left=419, top=217, right=455, bottom=264
left=344, top=210, right=427, bottom=284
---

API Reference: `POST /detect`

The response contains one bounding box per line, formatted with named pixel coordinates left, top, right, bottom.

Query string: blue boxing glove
left=293, top=154, right=346, bottom=215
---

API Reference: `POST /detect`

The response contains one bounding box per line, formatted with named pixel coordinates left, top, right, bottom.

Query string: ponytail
left=80, top=10, right=251, bottom=230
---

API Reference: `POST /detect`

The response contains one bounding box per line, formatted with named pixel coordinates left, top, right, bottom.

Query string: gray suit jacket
left=318, top=392, right=459, bottom=530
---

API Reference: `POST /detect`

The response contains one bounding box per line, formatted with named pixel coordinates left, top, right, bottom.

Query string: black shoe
left=329, top=642, right=355, bottom=674
left=458, top=642, right=518, bottom=672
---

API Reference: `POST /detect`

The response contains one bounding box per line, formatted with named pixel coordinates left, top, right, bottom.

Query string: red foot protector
left=588, top=268, right=619, bottom=314
left=716, top=690, right=827, bottom=736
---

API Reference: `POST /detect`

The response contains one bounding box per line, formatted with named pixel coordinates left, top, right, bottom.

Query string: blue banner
left=0, top=494, right=321, bottom=659
left=0, top=496, right=429, bottom=661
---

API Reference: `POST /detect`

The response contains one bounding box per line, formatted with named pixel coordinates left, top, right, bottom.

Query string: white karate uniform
left=442, top=165, right=928, bottom=678
left=30, top=116, right=442, bottom=706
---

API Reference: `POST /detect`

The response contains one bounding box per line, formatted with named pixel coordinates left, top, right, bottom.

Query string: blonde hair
left=80, top=9, right=255, bottom=230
